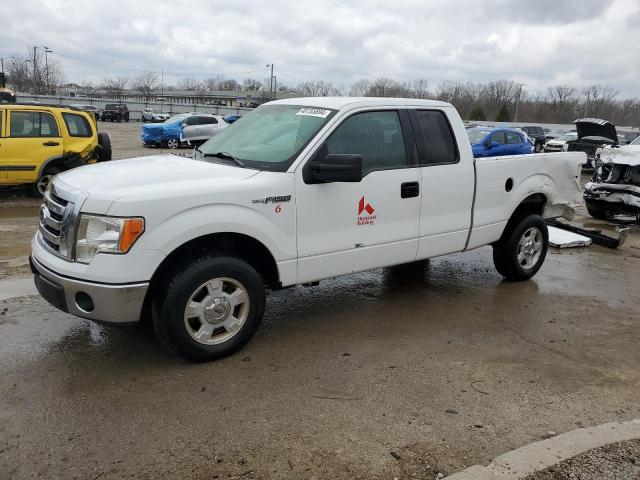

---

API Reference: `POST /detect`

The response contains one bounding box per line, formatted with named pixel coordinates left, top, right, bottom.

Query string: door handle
left=401, top=181, right=420, bottom=198
left=43, top=141, right=60, bottom=147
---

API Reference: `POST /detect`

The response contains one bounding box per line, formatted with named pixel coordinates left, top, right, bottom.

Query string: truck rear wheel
left=152, top=255, right=266, bottom=362
left=492, top=214, right=548, bottom=281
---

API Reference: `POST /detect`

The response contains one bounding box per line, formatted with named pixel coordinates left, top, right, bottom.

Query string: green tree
left=469, top=105, right=487, bottom=121
left=495, top=104, right=512, bottom=122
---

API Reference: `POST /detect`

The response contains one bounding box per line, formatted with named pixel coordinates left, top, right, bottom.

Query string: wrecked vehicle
left=0, top=103, right=111, bottom=195
left=566, top=118, right=618, bottom=169
left=31, top=97, right=585, bottom=362
left=584, top=136, right=640, bottom=221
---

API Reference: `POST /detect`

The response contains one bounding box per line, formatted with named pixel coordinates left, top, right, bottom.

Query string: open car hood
left=574, top=118, right=618, bottom=144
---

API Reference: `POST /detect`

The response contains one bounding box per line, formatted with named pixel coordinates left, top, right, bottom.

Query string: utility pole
left=267, top=63, right=274, bottom=101
left=514, top=83, right=523, bottom=123
left=33, top=46, right=37, bottom=93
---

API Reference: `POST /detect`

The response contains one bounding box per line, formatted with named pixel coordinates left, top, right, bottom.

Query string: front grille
left=37, top=182, right=86, bottom=260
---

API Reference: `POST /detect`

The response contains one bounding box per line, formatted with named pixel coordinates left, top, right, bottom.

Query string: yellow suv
left=0, top=103, right=111, bottom=196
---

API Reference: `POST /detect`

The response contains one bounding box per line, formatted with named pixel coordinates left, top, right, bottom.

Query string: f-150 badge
left=252, top=195, right=291, bottom=204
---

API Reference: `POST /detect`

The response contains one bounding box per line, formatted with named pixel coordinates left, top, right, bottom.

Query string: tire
left=492, top=214, right=548, bottom=281
left=585, top=200, right=609, bottom=220
left=152, top=255, right=266, bottom=362
left=97, top=132, right=112, bottom=162
left=32, top=166, right=62, bottom=197
left=535, top=142, right=543, bottom=153
left=166, top=138, right=180, bottom=149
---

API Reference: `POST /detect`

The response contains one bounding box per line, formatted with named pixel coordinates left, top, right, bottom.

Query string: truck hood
left=55, top=154, right=260, bottom=213
left=574, top=118, right=618, bottom=143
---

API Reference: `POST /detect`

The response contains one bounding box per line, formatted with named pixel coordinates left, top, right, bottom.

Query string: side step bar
left=546, top=219, right=629, bottom=249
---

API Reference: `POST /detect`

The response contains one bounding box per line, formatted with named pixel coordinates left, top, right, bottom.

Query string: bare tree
left=101, top=77, right=129, bottom=99
left=349, top=79, right=370, bottom=96
left=218, top=79, right=239, bottom=91
left=178, top=77, right=200, bottom=91
left=242, top=78, right=262, bottom=91
left=296, top=80, right=343, bottom=97
left=133, top=71, right=159, bottom=101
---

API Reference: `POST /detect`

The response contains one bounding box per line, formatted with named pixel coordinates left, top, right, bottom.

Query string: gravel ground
left=524, top=439, right=640, bottom=480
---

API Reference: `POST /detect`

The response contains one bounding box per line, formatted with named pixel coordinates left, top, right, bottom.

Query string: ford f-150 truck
left=30, top=98, right=585, bottom=361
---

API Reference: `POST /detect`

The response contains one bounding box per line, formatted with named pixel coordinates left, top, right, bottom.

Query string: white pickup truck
left=31, top=98, right=585, bottom=361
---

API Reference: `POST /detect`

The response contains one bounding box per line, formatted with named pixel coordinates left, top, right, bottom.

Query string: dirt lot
left=1, top=129, right=640, bottom=479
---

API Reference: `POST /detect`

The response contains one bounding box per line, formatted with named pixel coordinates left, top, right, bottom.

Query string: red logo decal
left=357, top=196, right=377, bottom=225
left=358, top=196, right=375, bottom=215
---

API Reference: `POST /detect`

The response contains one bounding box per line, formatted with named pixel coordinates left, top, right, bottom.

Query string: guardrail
left=15, top=94, right=254, bottom=121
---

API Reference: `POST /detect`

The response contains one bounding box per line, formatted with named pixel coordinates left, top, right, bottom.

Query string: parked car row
left=141, top=112, right=231, bottom=149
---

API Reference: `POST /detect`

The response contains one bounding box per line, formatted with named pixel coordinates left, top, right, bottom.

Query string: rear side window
left=199, top=117, right=218, bottom=125
left=413, top=110, right=458, bottom=165
left=10, top=111, right=59, bottom=137
left=490, top=131, right=506, bottom=144
left=62, top=113, right=93, bottom=137
left=506, top=131, right=521, bottom=144
left=325, top=110, right=407, bottom=175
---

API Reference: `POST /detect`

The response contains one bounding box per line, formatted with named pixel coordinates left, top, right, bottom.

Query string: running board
left=546, top=219, right=629, bottom=249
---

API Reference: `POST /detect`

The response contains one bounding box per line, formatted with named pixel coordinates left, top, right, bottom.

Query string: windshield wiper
left=203, top=151, right=246, bottom=168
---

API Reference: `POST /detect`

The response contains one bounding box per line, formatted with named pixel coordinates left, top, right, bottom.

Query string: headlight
left=75, top=214, right=144, bottom=264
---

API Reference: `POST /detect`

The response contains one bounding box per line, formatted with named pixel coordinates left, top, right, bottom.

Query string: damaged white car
left=584, top=136, right=640, bottom=221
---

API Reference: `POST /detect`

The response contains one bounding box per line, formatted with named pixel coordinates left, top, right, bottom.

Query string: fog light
left=75, top=292, right=94, bottom=313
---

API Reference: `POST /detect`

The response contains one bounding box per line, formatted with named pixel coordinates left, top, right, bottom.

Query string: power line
left=53, top=52, right=271, bottom=78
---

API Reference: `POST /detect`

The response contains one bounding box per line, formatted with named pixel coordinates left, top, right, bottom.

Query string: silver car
left=181, top=114, right=229, bottom=145
left=142, top=108, right=170, bottom=123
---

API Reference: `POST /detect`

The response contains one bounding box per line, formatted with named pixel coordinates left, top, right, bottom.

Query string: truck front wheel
left=492, top=214, right=548, bottom=281
left=152, top=255, right=266, bottom=362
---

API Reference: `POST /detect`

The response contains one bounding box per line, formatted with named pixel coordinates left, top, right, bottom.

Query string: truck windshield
left=197, top=104, right=336, bottom=171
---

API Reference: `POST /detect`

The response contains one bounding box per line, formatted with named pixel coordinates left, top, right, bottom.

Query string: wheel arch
left=142, top=232, right=281, bottom=320
left=37, top=153, right=84, bottom=178
left=498, top=192, right=548, bottom=244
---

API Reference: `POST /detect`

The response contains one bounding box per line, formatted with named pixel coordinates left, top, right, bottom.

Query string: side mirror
left=486, top=141, right=499, bottom=149
left=308, top=154, right=363, bottom=183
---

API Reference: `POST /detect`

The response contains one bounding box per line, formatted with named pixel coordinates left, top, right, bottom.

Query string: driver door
left=295, top=109, right=421, bottom=283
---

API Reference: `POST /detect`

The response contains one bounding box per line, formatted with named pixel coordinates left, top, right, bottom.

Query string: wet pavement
left=2, top=163, right=640, bottom=478
left=1, top=232, right=640, bottom=479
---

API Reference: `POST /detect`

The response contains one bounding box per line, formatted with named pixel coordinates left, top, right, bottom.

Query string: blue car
left=467, top=127, right=533, bottom=157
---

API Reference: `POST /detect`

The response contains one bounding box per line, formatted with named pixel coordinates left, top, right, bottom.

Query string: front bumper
left=584, top=182, right=640, bottom=215
left=30, top=256, right=148, bottom=324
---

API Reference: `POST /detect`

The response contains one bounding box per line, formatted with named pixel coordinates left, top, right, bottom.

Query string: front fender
left=136, top=203, right=296, bottom=265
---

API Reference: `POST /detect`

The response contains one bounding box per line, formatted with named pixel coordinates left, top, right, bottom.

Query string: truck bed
left=468, top=152, right=585, bottom=249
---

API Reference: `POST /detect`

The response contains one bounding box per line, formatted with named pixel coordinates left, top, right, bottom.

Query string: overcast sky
left=1, top=0, right=639, bottom=97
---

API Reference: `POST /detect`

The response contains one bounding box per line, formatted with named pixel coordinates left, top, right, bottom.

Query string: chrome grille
left=37, top=180, right=88, bottom=260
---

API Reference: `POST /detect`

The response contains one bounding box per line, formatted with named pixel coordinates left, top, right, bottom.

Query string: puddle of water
left=0, top=277, right=37, bottom=301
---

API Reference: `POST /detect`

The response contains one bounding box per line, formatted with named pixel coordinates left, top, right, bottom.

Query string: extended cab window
left=62, top=113, right=93, bottom=137
left=490, top=131, right=506, bottom=144
left=413, top=110, right=458, bottom=165
left=10, top=111, right=59, bottom=137
left=506, top=131, right=521, bottom=144
left=325, top=111, right=406, bottom=175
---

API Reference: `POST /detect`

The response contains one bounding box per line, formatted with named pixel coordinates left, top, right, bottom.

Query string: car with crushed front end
left=584, top=135, right=640, bottom=221
left=0, top=103, right=111, bottom=196
left=30, top=97, right=585, bottom=362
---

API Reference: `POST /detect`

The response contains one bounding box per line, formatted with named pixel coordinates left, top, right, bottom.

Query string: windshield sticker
left=296, top=108, right=332, bottom=118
